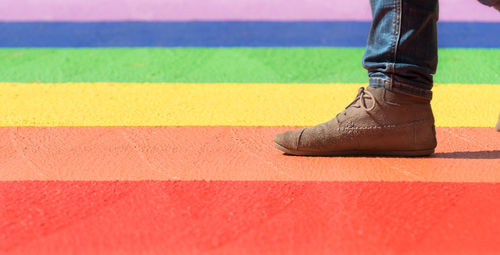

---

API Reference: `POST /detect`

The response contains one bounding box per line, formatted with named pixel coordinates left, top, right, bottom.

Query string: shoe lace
left=345, top=87, right=376, bottom=111
left=335, top=87, right=376, bottom=122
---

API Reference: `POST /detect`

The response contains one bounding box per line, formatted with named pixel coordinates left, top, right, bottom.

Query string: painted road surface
left=1, top=22, right=499, bottom=47
left=1, top=48, right=498, bottom=84
left=0, top=83, right=499, bottom=127
left=1, top=0, right=499, bottom=21
left=1, top=127, right=499, bottom=182
left=2, top=0, right=500, bottom=254
left=3, top=181, right=500, bottom=254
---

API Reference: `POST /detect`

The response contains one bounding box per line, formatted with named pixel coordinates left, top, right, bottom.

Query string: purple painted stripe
left=0, top=0, right=499, bottom=22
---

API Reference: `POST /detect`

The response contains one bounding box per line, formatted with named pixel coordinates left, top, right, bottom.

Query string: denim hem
left=369, top=78, right=433, bottom=100
left=478, top=0, right=500, bottom=6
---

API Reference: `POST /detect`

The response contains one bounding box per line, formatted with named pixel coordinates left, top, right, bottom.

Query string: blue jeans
left=362, top=0, right=500, bottom=100
left=479, top=0, right=500, bottom=10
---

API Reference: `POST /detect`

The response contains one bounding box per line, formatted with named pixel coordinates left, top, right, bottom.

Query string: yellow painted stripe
left=1, top=82, right=498, bottom=127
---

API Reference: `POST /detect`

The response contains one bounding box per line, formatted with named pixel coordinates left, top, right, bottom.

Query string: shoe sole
left=274, top=142, right=434, bottom=157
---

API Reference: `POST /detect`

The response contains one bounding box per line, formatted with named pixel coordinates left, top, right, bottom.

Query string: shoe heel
left=414, top=121, right=437, bottom=150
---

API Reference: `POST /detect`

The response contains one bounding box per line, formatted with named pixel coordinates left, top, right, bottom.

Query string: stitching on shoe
left=296, top=128, right=306, bottom=150
left=339, top=118, right=434, bottom=130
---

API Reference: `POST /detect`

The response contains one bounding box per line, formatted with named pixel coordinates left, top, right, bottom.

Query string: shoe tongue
left=358, top=87, right=378, bottom=108
left=345, top=87, right=375, bottom=110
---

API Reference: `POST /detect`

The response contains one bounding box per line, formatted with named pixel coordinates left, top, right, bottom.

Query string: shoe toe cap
left=274, top=128, right=305, bottom=151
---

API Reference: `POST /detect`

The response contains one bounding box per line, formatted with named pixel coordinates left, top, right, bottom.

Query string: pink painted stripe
left=1, top=0, right=499, bottom=22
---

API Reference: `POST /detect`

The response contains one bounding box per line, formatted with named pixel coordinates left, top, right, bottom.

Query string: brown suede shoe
left=496, top=114, right=500, bottom=132
left=274, top=87, right=437, bottom=156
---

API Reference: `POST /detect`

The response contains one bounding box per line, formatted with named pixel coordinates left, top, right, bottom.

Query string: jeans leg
left=478, top=0, right=500, bottom=6
left=478, top=0, right=500, bottom=11
left=362, top=0, right=439, bottom=100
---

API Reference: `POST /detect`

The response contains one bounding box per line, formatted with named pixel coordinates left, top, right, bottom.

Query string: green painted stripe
left=1, top=48, right=499, bottom=84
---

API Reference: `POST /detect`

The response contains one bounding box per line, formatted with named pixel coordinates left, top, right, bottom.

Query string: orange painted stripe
left=1, top=127, right=499, bottom=182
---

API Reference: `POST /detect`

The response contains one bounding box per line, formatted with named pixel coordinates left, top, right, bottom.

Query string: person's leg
left=273, top=0, right=438, bottom=156
left=363, top=0, right=438, bottom=100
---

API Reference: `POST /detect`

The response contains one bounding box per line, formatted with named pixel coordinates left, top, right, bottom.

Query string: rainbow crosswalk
left=1, top=0, right=500, bottom=254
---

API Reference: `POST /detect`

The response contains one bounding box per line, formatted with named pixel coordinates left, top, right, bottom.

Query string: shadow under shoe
left=274, top=87, right=437, bottom=156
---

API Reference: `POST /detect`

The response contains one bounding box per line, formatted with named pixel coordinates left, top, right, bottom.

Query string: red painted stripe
left=1, top=181, right=500, bottom=254
left=1, top=127, right=499, bottom=182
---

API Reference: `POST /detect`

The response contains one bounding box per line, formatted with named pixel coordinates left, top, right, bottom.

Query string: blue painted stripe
left=0, top=22, right=499, bottom=48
